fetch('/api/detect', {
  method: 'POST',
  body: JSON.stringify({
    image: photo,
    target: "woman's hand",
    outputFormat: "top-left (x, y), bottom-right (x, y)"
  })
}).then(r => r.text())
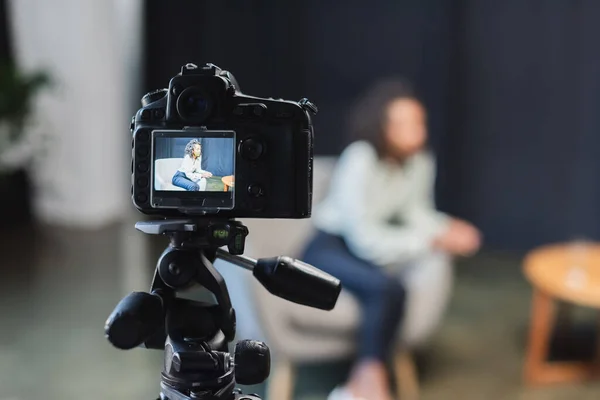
top-left (201, 172), bottom-right (213, 178)
top-left (433, 218), bottom-right (481, 256)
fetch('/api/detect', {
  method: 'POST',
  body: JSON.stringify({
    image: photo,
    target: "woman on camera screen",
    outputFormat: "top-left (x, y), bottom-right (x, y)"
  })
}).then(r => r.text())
top-left (301, 79), bottom-right (481, 400)
top-left (172, 139), bottom-right (213, 191)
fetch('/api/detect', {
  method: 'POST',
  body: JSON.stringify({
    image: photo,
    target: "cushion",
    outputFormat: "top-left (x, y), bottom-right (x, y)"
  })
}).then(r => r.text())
top-left (154, 158), bottom-right (186, 191)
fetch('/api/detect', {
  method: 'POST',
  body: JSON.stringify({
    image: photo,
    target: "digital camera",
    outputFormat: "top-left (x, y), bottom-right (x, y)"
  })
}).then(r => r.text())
top-left (131, 63), bottom-right (317, 219)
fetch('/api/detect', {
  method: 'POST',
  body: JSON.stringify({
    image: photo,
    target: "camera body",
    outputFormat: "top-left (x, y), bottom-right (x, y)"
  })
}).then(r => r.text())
top-left (131, 63), bottom-right (316, 219)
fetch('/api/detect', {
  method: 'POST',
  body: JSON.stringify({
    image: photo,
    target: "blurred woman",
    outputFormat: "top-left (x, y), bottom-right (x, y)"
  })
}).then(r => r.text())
top-left (301, 79), bottom-right (481, 400)
top-left (172, 139), bottom-right (213, 191)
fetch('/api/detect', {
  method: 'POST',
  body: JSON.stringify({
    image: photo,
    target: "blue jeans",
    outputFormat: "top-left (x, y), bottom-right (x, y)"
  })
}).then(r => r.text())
top-left (300, 230), bottom-right (406, 362)
top-left (172, 171), bottom-right (199, 191)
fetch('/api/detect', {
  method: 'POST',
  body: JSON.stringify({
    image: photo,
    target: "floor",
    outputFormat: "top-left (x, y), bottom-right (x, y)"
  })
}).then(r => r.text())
top-left (206, 176), bottom-right (229, 191)
top-left (1, 222), bottom-right (600, 399)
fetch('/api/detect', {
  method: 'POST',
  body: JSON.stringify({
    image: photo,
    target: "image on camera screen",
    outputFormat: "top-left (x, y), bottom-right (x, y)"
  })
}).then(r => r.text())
top-left (153, 135), bottom-right (235, 192)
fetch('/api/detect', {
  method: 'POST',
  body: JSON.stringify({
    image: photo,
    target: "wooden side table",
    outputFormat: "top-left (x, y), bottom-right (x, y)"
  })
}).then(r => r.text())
top-left (523, 243), bottom-right (600, 385)
top-left (222, 175), bottom-right (234, 192)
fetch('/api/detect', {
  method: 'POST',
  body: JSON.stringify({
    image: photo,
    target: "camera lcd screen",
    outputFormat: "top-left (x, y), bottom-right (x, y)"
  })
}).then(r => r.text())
top-left (150, 130), bottom-right (235, 211)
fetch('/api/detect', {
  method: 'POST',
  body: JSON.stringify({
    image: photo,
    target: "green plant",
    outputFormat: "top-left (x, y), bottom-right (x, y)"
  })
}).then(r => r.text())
top-left (0, 62), bottom-right (51, 154)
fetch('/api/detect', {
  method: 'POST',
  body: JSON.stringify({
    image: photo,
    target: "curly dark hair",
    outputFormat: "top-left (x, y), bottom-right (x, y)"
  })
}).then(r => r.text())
top-left (347, 78), bottom-right (423, 158)
top-left (184, 139), bottom-right (202, 157)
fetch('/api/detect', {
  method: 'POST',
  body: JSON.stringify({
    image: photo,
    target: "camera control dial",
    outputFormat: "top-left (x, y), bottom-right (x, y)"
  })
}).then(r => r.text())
top-left (141, 88), bottom-right (168, 107)
top-left (239, 138), bottom-right (265, 161)
top-left (298, 98), bottom-right (318, 114)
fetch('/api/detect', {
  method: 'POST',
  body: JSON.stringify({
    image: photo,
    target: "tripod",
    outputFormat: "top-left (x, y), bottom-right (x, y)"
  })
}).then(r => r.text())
top-left (105, 219), bottom-right (341, 400)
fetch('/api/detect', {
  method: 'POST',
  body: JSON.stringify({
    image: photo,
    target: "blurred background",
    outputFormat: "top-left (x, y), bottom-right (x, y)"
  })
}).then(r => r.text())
top-left (2, 1), bottom-right (600, 399)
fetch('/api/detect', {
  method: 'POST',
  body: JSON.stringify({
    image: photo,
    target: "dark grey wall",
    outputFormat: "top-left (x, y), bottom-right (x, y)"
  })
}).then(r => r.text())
top-left (155, 137), bottom-right (235, 176)
top-left (441, 0), bottom-right (600, 250)
top-left (144, 0), bottom-right (600, 251)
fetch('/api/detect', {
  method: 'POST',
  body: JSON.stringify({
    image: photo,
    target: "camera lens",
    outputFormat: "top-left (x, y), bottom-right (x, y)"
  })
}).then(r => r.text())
top-left (184, 94), bottom-right (208, 116)
top-left (176, 87), bottom-right (212, 122)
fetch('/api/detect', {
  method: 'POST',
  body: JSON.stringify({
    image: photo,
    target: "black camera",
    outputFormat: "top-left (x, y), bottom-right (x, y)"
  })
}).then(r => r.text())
top-left (131, 63), bottom-right (317, 219)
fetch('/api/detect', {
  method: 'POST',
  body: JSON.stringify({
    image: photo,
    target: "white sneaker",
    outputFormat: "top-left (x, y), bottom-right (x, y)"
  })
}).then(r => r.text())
top-left (327, 386), bottom-right (368, 400)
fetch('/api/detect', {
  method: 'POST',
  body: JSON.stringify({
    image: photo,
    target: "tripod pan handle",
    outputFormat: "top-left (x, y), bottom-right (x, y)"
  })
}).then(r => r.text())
top-left (253, 256), bottom-right (341, 310)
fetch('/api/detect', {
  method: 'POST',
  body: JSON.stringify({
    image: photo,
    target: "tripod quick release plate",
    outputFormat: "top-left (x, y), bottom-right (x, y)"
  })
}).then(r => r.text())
top-left (135, 219), bottom-right (249, 255)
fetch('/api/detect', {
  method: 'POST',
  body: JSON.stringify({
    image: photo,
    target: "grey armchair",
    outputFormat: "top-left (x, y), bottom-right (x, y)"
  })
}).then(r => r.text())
top-left (214, 157), bottom-right (453, 400)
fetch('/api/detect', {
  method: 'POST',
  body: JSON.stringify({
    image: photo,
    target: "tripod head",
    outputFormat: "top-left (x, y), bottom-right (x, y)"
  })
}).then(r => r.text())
top-left (104, 219), bottom-right (341, 400)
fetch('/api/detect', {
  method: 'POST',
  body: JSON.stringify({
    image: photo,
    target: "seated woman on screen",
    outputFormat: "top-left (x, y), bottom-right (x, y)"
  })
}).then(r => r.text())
top-left (301, 79), bottom-right (481, 400)
top-left (172, 139), bottom-right (213, 191)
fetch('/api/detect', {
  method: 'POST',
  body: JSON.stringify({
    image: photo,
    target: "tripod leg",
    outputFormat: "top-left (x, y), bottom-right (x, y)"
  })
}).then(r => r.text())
top-left (267, 357), bottom-right (296, 400)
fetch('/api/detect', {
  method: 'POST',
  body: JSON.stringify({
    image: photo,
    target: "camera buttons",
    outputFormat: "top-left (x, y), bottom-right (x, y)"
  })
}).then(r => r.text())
top-left (232, 103), bottom-right (267, 118)
top-left (136, 177), bottom-right (149, 188)
top-left (233, 106), bottom-right (244, 116)
top-left (275, 110), bottom-right (294, 119)
top-left (153, 108), bottom-right (165, 119)
top-left (247, 184), bottom-right (264, 197)
top-left (135, 193), bottom-right (148, 203)
top-left (239, 138), bottom-right (264, 161)
top-left (141, 109), bottom-right (151, 121)
top-left (137, 162), bottom-right (149, 173)
top-left (253, 104), bottom-right (266, 117)
top-left (137, 130), bottom-right (149, 142)
top-left (136, 145), bottom-right (149, 157)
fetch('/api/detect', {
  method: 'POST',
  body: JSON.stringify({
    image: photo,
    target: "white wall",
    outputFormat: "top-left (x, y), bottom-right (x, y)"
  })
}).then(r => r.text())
top-left (7, 0), bottom-right (143, 228)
